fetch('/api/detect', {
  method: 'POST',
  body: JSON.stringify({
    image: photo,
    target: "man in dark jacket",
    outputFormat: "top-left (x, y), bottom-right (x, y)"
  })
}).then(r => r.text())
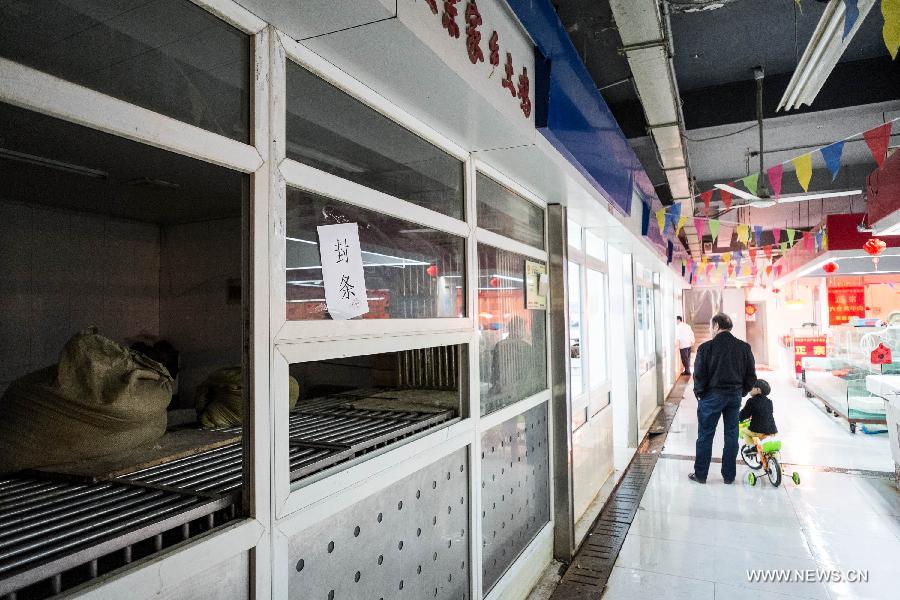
top-left (689, 313), bottom-right (757, 484)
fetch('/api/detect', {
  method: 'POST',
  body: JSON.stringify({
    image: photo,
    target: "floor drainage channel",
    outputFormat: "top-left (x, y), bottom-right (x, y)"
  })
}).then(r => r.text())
top-left (549, 382), bottom-right (686, 599)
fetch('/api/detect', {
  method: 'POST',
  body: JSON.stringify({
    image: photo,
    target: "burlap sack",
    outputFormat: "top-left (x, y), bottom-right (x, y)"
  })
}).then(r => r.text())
top-left (0, 328), bottom-right (173, 473)
top-left (196, 368), bottom-right (299, 428)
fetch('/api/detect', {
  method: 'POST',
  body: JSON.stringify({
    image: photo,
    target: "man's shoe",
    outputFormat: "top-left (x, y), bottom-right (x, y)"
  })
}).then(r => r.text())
top-left (723, 478), bottom-right (734, 485)
top-left (688, 473), bottom-right (706, 484)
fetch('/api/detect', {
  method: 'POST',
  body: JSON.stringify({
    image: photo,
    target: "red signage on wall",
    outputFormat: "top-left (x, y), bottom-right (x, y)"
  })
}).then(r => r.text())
top-left (827, 285), bottom-right (866, 325)
top-left (794, 336), bottom-right (827, 374)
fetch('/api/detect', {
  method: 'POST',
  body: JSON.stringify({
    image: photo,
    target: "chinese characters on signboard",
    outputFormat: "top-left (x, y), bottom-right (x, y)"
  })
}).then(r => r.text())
top-left (827, 285), bottom-right (866, 325)
top-left (421, 0), bottom-right (531, 118)
top-left (524, 260), bottom-right (548, 310)
top-left (794, 335), bottom-right (827, 374)
top-left (317, 223), bottom-right (369, 320)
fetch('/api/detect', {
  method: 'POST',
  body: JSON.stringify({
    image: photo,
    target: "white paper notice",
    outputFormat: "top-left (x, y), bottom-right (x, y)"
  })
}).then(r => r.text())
top-left (317, 223), bottom-right (369, 320)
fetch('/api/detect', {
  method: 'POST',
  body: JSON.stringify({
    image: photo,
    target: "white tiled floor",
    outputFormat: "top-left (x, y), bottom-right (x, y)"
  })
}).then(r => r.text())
top-left (601, 373), bottom-right (900, 600)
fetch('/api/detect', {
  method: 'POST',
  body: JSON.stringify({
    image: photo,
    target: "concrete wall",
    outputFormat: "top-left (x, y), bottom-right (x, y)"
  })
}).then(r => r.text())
top-left (0, 201), bottom-right (160, 390)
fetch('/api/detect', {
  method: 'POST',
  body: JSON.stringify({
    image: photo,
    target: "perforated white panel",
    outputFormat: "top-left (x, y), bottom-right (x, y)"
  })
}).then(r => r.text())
top-left (480, 402), bottom-right (550, 595)
top-left (288, 449), bottom-right (470, 600)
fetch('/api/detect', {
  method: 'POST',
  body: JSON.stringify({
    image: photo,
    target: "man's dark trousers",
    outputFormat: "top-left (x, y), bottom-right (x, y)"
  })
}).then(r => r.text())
top-left (679, 347), bottom-right (691, 374)
top-left (694, 391), bottom-right (742, 481)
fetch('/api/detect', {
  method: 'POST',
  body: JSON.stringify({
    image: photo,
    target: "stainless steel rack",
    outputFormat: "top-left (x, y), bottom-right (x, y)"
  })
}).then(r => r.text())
top-left (0, 476), bottom-right (232, 598)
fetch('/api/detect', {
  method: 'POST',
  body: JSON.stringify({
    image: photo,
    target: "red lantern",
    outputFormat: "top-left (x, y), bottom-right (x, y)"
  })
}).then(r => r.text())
top-left (426, 264), bottom-right (439, 278)
top-left (864, 237), bottom-right (887, 270)
top-left (822, 261), bottom-right (839, 274)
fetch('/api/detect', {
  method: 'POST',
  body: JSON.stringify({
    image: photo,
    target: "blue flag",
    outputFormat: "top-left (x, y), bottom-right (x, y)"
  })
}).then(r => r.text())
top-left (821, 141), bottom-right (845, 181)
top-left (753, 225), bottom-right (763, 246)
top-left (667, 240), bottom-right (674, 264)
top-left (843, 0), bottom-right (859, 38)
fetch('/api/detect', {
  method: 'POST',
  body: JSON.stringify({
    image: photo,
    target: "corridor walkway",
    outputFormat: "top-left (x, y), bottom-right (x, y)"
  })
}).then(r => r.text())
top-left (601, 372), bottom-right (900, 600)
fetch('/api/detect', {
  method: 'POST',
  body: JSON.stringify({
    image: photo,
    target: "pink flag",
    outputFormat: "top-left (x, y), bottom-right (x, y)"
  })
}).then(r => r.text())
top-left (804, 231), bottom-right (814, 251)
top-left (772, 228), bottom-right (782, 244)
top-left (694, 217), bottom-right (707, 239)
top-left (767, 164), bottom-right (783, 199)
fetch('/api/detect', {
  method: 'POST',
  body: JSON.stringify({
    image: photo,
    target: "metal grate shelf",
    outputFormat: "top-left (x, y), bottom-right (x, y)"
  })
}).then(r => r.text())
top-left (0, 476), bottom-right (232, 597)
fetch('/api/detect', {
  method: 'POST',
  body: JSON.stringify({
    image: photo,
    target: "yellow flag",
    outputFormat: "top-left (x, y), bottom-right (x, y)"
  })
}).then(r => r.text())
top-left (792, 154), bottom-right (813, 192)
top-left (885, 0), bottom-right (900, 59)
top-left (737, 224), bottom-right (750, 245)
top-left (656, 208), bottom-right (667, 234)
top-left (701, 255), bottom-right (708, 265)
top-left (677, 215), bottom-right (687, 235)
top-left (722, 252), bottom-right (732, 263)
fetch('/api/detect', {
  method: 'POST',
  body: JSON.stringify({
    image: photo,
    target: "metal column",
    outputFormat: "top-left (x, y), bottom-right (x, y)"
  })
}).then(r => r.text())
top-left (546, 203), bottom-right (574, 562)
top-left (622, 255), bottom-right (640, 449)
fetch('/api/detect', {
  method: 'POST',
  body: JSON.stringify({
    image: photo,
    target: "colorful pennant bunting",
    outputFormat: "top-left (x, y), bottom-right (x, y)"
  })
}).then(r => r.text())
top-left (764, 245), bottom-right (773, 260)
top-left (886, 0), bottom-right (900, 59)
top-left (708, 219), bottom-right (721, 243)
top-left (820, 141), bottom-right (845, 180)
top-left (737, 224), bottom-right (750, 245)
top-left (656, 208), bottom-right (667, 235)
top-left (677, 215), bottom-right (687, 235)
top-left (753, 225), bottom-right (763, 246)
top-left (767, 164), bottom-right (783, 199)
top-left (742, 173), bottom-right (760, 197)
top-left (700, 190), bottom-right (713, 216)
top-left (843, 0), bottom-right (860, 38)
top-left (694, 217), bottom-right (707, 240)
top-left (864, 122), bottom-right (893, 168)
top-left (749, 246), bottom-right (758, 262)
top-left (787, 229), bottom-right (797, 246)
top-left (780, 241), bottom-right (788, 254)
top-left (720, 187), bottom-right (733, 210)
top-left (792, 154), bottom-right (812, 192)
top-left (772, 228), bottom-right (782, 244)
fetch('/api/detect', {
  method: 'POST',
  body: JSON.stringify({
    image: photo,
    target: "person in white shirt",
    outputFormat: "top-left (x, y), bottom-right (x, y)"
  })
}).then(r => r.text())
top-left (675, 316), bottom-right (695, 376)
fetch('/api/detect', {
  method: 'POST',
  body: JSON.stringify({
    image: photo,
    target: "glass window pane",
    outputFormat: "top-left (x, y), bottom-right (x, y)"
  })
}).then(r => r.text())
top-left (0, 0), bottom-right (251, 143)
top-left (568, 262), bottom-right (584, 395)
top-left (476, 173), bottom-right (545, 249)
top-left (478, 246), bottom-right (547, 415)
top-left (286, 61), bottom-right (464, 220)
top-left (286, 187), bottom-right (466, 320)
top-left (567, 219), bottom-right (582, 250)
top-left (585, 231), bottom-right (606, 260)
top-left (587, 269), bottom-right (607, 385)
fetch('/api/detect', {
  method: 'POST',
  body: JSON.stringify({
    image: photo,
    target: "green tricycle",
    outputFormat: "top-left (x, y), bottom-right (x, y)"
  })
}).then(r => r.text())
top-left (739, 419), bottom-right (801, 487)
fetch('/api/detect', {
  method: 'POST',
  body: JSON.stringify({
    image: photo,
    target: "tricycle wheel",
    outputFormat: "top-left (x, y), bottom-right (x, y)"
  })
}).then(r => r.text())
top-left (747, 472), bottom-right (757, 486)
top-left (792, 472), bottom-right (801, 485)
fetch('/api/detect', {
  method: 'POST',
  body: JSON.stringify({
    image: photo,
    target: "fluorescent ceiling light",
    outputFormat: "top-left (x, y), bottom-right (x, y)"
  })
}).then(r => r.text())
top-left (0, 147), bottom-right (108, 179)
top-left (715, 183), bottom-right (758, 201)
top-left (778, 0), bottom-right (876, 111)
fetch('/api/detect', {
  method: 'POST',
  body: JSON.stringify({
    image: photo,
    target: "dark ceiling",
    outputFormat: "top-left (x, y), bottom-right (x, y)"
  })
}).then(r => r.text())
top-left (555, 0), bottom-right (899, 138)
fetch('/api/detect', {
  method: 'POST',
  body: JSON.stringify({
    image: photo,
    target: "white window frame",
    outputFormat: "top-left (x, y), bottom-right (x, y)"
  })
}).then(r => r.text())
top-left (270, 33), bottom-right (554, 600)
top-left (567, 226), bottom-right (611, 431)
top-left (0, 2), bottom-right (273, 596)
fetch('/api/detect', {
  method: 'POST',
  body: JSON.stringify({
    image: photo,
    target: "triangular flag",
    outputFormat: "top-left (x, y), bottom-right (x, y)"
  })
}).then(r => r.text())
top-left (804, 231), bottom-right (814, 251)
top-left (667, 202), bottom-right (682, 237)
top-left (749, 246), bottom-right (758, 262)
top-left (864, 122), bottom-right (893, 168)
top-left (727, 263), bottom-right (735, 277)
top-left (780, 241), bottom-right (788, 254)
top-left (822, 231), bottom-right (828, 251)
top-left (712, 255), bottom-right (721, 266)
top-left (742, 264), bottom-right (752, 277)
top-left (742, 173), bottom-right (760, 197)
top-left (787, 228), bottom-right (797, 246)
top-left (792, 154), bottom-right (812, 192)
top-left (815, 230), bottom-right (824, 252)
top-left (767, 164), bottom-right (783, 199)
top-left (700, 190), bottom-right (713, 216)
top-left (776, 265), bottom-right (783, 278)
top-left (694, 217), bottom-right (707, 240)
top-left (681, 258), bottom-right (686, 276)
top-left (772, 228), bottom-right (782, 244)
top-left (753, 225), bottom-right (763, 246)
top-left (720, 188), bottom-right (732, 210)
top-left (737, 224), bottom-right (750, 245)
top-left (709, 219), bottom-right (721, 243)
top-left (764, 245), bottom-right (773, 260)
top-left (735, 250), bottom-right (743, 271)
top-left (656, 208), bottom-right (667, 234)
top-left (885, 0), bottom-right (900, 59)
top-left (820, 141), bottom-right (845, 181)
top-left (677, 215), bottom-right (687, 235)
top-left (843, 0), bottom-right (860, 38)
top-left (667, 240), bottom-right (674, 264)
top-left (701, 255), bottom-right (708, 265)
top-left (766, 264), bottom-right (774, 276)
top-left (722, 252), bottom-right (732, 263)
